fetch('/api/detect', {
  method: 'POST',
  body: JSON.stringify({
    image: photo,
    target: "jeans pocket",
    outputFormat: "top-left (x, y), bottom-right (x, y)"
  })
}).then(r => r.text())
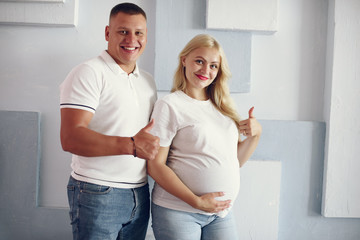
top-left (79, 182), bottom-right (113, 210)
top-left (80, 182), bottom-right (112, 194)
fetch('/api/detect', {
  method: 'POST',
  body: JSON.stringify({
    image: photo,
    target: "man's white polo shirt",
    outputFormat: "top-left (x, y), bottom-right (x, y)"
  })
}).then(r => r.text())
top-left (60, 50), bottom-right (157, 188)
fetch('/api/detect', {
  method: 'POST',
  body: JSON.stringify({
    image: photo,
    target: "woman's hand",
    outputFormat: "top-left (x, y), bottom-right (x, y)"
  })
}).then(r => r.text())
top-left (192, 192), bottom-right (231, 213)
top-left (237, 107), bottom-right (262, 167)
top-left (238, 107), bottom-right (262, 137)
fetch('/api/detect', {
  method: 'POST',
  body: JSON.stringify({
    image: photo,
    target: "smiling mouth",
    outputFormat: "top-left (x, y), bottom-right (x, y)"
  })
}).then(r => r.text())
top-left (196, 74), bottom-right (208, 81)
top-left (122, 46), bottom-right (138, 51)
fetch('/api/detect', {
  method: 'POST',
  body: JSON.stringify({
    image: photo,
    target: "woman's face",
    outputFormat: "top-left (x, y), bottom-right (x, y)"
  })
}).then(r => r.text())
top-left (182, 47), bottom-right (220, 92)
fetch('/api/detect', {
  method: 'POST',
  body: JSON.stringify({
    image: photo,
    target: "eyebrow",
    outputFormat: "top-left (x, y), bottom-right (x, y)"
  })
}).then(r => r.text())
top-left (115, 26), bottom-right (146, 31)
top-left (114, 26), bottom-right (146, 31)
top-left (195, 56), bottom-right (219, 63)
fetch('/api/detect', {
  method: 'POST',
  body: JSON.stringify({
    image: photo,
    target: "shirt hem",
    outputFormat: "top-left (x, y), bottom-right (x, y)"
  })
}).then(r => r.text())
top-left (71, 172), bottom-right (147, 189)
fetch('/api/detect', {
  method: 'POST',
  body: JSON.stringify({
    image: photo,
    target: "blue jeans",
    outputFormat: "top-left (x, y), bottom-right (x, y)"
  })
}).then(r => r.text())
top-left (151, 202), bottom-right (239, 240)
top-left (67, 176), bottom-right (150, 240)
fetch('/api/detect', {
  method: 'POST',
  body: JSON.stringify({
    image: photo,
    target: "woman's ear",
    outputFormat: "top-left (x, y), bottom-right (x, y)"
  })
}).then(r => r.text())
top-left (181, 56), bottom-right (186, 67)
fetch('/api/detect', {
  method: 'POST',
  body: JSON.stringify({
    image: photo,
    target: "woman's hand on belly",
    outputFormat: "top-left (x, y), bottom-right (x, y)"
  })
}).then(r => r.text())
top-left (193, 192), bottom-right (231, 213)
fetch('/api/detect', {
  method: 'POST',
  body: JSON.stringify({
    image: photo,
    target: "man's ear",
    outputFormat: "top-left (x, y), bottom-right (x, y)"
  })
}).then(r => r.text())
top-left (105, 26), bottom-right (110, 41)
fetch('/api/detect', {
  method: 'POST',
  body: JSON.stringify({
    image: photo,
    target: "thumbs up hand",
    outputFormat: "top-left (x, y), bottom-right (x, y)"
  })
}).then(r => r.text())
top-left (132, 119), bottom-right (160, 161)
top-left (248, 106), bottom-right (255, 119)
top-left (238, 107), bottom-right (262, 137)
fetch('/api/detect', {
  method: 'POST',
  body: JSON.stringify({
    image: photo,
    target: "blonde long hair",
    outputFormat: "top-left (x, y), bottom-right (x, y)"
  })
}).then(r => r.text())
top-left (171, 34), bottom-right (241, 127)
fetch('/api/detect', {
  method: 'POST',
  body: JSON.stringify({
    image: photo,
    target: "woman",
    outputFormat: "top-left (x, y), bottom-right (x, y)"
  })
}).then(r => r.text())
top-left (148, 34), bottom-right (262, 240)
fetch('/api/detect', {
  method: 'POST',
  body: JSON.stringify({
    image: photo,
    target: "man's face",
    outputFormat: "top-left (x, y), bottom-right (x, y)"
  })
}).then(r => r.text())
top-left (105, 12), bottom-right (147, 73)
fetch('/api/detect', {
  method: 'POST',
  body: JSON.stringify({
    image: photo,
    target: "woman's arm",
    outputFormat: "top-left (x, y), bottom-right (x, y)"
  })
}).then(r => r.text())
top-left (237, 107), bottom-right (262, 167)
top-left (147, 146), bottom-right (231, 213)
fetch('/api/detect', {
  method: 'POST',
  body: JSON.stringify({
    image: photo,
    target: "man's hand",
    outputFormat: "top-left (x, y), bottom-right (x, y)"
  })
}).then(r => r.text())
top-left (133, 119), bottom-right (160, 161)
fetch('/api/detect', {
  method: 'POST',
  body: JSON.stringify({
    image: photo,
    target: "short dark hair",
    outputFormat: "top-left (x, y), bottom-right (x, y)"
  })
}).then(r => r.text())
top-left (110, 2), bottom-right (147, 20)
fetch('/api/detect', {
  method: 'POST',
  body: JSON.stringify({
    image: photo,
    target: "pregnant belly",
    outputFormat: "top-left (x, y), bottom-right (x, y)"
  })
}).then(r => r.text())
top-left (174, 166), bottom-right (240, 202)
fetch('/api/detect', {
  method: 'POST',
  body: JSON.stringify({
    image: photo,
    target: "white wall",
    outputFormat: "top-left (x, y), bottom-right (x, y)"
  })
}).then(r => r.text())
top-left (322, 0), bottom-right (360, 218)
top-left (234, 0), bottom-right (328, 121)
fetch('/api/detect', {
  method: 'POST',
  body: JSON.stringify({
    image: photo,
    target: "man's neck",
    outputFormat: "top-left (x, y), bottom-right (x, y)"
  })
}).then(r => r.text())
top-left (119, 64), bottom-right (136, 75)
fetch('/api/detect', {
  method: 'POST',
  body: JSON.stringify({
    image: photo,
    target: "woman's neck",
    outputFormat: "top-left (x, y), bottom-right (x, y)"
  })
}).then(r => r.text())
top-left (183, 88), bottom-right (208, 101)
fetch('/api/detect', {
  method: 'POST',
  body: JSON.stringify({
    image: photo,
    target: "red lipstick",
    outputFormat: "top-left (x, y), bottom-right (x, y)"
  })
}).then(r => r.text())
top-left (196, 74), bottom-right (208, 81)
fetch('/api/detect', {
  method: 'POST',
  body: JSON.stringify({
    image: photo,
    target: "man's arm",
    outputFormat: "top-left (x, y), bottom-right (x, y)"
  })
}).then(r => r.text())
top-left (60, 108), bottom-right (159, 160)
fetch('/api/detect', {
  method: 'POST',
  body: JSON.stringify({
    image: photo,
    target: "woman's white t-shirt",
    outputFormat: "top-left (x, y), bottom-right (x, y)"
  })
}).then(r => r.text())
top-left (150, 90), bottom-right (240, 217)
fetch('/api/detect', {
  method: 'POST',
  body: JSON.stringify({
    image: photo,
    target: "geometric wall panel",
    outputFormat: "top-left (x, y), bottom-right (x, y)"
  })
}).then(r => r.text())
top-left (322, 0), bottom-right (360, 218)
top-left (0, 111), bottom-right (71, 239)
top-left (0, 0), bottom-right (78, 27)
top-left (234, 161), bottom-right (281, 240)
top-left (207, 0), bottom-right (278, 32)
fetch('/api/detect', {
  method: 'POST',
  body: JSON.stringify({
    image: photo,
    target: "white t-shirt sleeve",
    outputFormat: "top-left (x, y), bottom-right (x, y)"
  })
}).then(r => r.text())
top-left (60, 63), bottom-right (101, 113)
top-left (150, 99), bottom-right (178, 147)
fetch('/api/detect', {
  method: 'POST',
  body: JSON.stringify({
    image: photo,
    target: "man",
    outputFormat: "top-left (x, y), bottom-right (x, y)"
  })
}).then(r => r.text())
top-left (60, 3), bottom-right (159, 240)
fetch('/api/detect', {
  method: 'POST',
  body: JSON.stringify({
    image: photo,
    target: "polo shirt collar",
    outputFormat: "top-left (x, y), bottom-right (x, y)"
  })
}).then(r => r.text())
top-left (101, 50), bottom-right (140, 77)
